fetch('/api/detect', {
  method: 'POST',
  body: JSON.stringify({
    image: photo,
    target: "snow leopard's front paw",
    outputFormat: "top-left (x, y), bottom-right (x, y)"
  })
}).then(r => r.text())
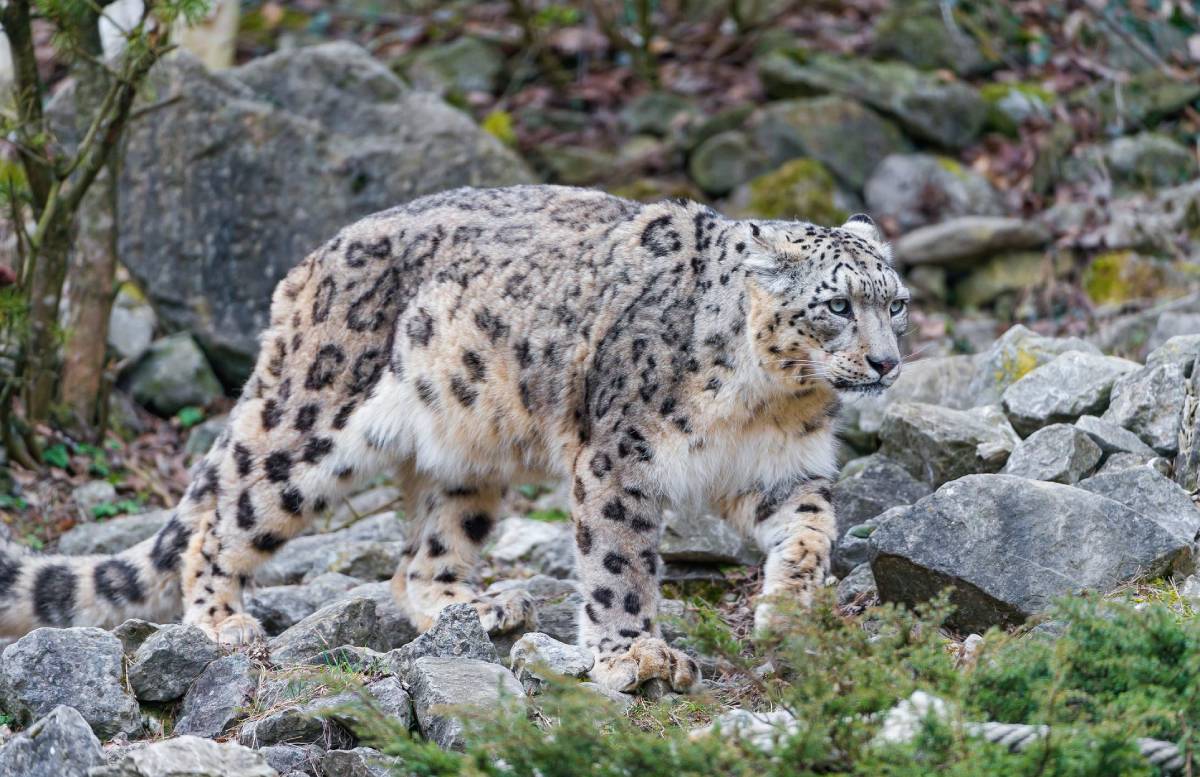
top-left (475, 589), bottom-right (537, 634)
top-left (194, 612), bottom-right (265, 647)
top-left (590, 637), bottom-right (701, 694)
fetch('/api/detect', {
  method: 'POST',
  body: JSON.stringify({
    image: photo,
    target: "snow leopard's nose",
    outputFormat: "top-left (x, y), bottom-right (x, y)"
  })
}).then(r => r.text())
top-left (866, 355), bottom-right (899, 379)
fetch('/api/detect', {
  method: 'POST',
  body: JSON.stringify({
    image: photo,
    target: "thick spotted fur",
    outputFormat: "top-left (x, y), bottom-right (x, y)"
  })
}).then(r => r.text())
top-left (0, 186), bottom-right (908, 693)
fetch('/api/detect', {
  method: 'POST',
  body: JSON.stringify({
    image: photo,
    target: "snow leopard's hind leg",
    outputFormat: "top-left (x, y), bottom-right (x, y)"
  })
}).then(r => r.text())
top-left (390, 466), bottom-right (534, 634)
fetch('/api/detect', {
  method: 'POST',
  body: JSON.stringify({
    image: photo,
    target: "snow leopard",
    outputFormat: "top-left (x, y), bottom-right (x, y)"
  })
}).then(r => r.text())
top-left (0, 185), bottom-right (908, 693)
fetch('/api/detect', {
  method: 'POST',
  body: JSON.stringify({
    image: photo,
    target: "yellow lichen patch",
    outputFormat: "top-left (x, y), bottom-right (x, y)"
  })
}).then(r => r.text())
top-left (993, 346), bottom-right (1039, 386)
top-left (740, 158), bottom-right (846, 225)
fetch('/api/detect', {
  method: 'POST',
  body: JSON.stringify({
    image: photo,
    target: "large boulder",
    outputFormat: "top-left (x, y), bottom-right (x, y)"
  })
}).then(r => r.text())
top-left (878, 402), bottom-right (1020, 487)
top-left (104, 43), bottom-right (532, 385)
top-left (1077, 467), bottom-right (1200, 548)
top-left (118, 334), bottom-right (224, 417)
top-left (1001, 351), bottom-right (1139, 435)
top-left (0, 628), bottom-right (140, 738)
top-left (967, 325), bottom-right (1100, 407)
top-left (894, 216), bottom-right (1050, 268)
top-left (174, 653), bottom-right (261, 738)
top-left (751, 96), bottom-right (909, 190)
top-left (0, 706), bottom-right (103, 777)
top-left (831, 455), bottom-right (931, 536)
top-left (871, 475), bottom-right (1191, 632)
top-left (864, 153), bottom-right (1003, 232)
top-left (88, 737), bottom-right (276, 777)
top-left (1102, 362), bottom-right (1189, 456)
top-left (758, 51), bottom-right (987, 149)
top-left (1000, 424), bottom-right (1102, 484)
top-left (127, 624), bottom-right (222, 702)
top-left (57, 509), bottom-right (170, 555)
top-left (406, 656), bottom-right (524, 751)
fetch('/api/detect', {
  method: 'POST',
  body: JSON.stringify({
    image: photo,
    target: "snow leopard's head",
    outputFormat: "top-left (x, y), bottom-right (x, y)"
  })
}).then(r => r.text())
top-left (743, 214), bottom-right (909, 394)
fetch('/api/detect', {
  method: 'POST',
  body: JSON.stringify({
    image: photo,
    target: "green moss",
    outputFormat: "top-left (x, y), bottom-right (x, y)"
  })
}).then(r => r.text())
top-left (742, 158), bottom-right (847, 225)
top-left (1082, 250), bottom-right (1166, 305)
top-left (979, 82), bottom-right (1054, 136)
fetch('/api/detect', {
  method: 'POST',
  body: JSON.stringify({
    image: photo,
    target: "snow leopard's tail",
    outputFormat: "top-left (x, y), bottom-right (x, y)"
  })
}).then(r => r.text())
top-left (0, 448), bottom-right (225, 637)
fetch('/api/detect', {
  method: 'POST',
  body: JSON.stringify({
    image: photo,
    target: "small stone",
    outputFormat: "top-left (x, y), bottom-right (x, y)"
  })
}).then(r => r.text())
top-left (688, 131), bottom-right (767, 195)
top-left (0, 706), bottom-right (103, 777)
top-left (88, 736), bottom-right (275, 777)
top-left (269, 597), bottom-right (383, 666)
top-left (1001, 424), bottom-right (1103, 484)
top-left (57, 510), bottom-right (170, 555)
top-left (237, 702), bottom-right (353, 750)
top-left (118, 333), bottom-right (224, 418)
top-left (0, 628), bottom-right (140, 738)
top-left (836, 564), bottom-right (877, 607)
top-left (831, 455), bottom-right (931, 537)
top-left (661, 509), bottom-right (759, 564)
top-left (71, 480), bottom-right (117, 516)
top-left (331, 582), bottom-right (420, 651)
top-left (1074, 414), bottom-right (1159, 458)
top-left (1001, 352), bottom-right (1139, 436)
top-left (184, 415), bottom-right (229, 457)
top-left (1103, 362), bottom-right (1189, 455)
top-left (509, 632), bottom-right (594, 694)
top-left (320, 747), bottom-right (401, 777)
top-left (110, 619), bottom-right (162, 655)
top-left (257, 743), bottom-right (322, 776)
top-left (1146, 333), bottom-right (1200, 373)
top-left (407, 656), bottom-right (525, 751)
top-left (879, 402), bottom-right (1020, 487)
top-left (174, 654), bottom-right (260, 738)
top-left (128, 624), bottom-right (222, 702)
top-left (107, 286), bottom-right (157, 363)
top-left (1095, 452), bottom-right (1157, 474)
top-left (486, 516), bottom-right (574, 578)
top-left (1078, 467), bottom-right (1200, 547)
top-left (383, 604), bottom-right (497, 679)
top-left (246, 573), bottom-right (364, 635)
top-left (894, 216), bottom-right (1051, 268)
top-left (309, 676), bottom-right (414, 737)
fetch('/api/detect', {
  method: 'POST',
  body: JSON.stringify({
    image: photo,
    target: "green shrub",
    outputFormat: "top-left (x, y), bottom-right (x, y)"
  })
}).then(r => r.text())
top-left (350, 591), bottom-right (1197, 776)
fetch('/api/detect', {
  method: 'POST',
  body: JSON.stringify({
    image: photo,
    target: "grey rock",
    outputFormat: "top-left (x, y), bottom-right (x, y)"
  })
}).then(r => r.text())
top-left (1103, 362), bottom-right (1189, 455)
top-left (967, 325), bottom-right (1100, 407)
top-left (105, 44), bottom-right (530, 385)
top-left (1078, 467), bottom-right (1200, 547)
top-left (1001, 352), bottom-right (1139, 435)
top-left (111, 619), bottom-right (162, 654)
top-left (661, 509), bottom-right (758, 564)
top-left (831, 455), bottom-right (931, 537)
top-left (1001, 424), bottom-right (1103, 484)
top-left (384, 604), bottom-right (497, 679)
top-left (128, 624), bottom-right (222, 701)
top-left (1075, 415), bottom-right (1159, 458)
top-left (621, 92), bottom-right (698, 136)
top-left (578, 682), bottom-right (636, 713)
top-left (894, 216), bottom-right (1050, 268)
top-left (107, 286), bottom-right (157, 363)
top-left (270, 598), bottom-right (383, 666)
top-left (174, 653), bottom-right (260, 738)
top-left (751, 96), bottom-right (909, 190)
top-left (407, 656), bottom-right (525, 750)
top-left (688, 131), bottom-right (767, 195)
top-left (657, 598), bottom-right (690, 647)
top-left (246, 573), bottom-right (364, 635)
top-left (879, 402), bottom-right (1020, 486)
top-left (314, 645), bottom-right (385, 673)
top-left (184, 415), bottom-right (230, 457)
top-left (320, 486), bottom-right (402, 533)
top-left (836, 563), bottom-right (877, 607)
top-left (57, 509), bottom-right (169, 555)
top-left (1095, 452), bottom-right (1158, 474)
top-left (71, 480), bottom-right (117, 516)
top-left (486, 516), bottom-right (575, 578)
top-left (89, 736), bottom-right (276, 777)
top-left (0, 628), bottom-right (140, 738)
top-left (320, 747), bottom-right (401, 777)
top-left (119, 333), bottom-right (223, 417)
top-left (1146, 333), bottom-right (1200, 373)
top-left (864, 153), bottom-right (1003, 232)
top-left (331, 582), bottom-right (420, 651)
top-left (758, 51), bottom-right (986, 149)
top-left (0, 706), bottom-right (103, 777)
top-left (258, 743), bottom-right (322, 776)
top-left (308, 676), bottom-right (414, 737)
top-left (846, 354), bottom-right (977, 444)
top-left (406, 37), bottom-right (503, 96)
top-left (1103, 132), bottom-right (1199, 191)
top-left (509, 632), bottom-right (594, 694)
top-left (237, 692), bottom-right (355, 750)
top-left (833, 515), bottom-right (892, 578)
top-left (255, 531), bottom-right (403, 587)
top-left (871, 474), bottom-right (1190, 632)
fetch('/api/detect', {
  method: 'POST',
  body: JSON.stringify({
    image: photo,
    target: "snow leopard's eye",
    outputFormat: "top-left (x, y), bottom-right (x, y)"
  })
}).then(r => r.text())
top-left (827, 298), bottom-right (852, 317)
top-left (889, 299), bottom-right (907, 316)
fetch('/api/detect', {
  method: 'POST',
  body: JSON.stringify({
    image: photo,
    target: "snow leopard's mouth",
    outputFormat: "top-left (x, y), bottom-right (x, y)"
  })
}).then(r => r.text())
top-left (835, 380), bottom-right (888, 395)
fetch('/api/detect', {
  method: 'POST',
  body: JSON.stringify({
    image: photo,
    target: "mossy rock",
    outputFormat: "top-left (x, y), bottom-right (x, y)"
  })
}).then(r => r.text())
top-left (1103, 132), bottom-right (1199, 191)
top-left (536, 146), bottom-right (617, 186)
top-left (1082, 251), bottom-right (1170, 305)
top-left (688, 131), bottom-right (767, 196)
top-left (734, 159), bottom-right (847, 225)
top-left (406, 37), bottom-right (504, 97)
top-left (952, 251), bottom-right (1047, 309)
top-left (620, 92), bottom-right (698, 137)
top-left (1070, 70), bottom-right (1200, 133)
top-left (608, 178), bottom-right (704, 204)
top-left (980, 82), bottom-right (1054, 136)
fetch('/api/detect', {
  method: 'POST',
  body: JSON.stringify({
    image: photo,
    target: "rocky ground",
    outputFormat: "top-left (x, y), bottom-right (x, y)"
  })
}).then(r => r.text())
top-left (2, 324), bottom-right (1198, 775)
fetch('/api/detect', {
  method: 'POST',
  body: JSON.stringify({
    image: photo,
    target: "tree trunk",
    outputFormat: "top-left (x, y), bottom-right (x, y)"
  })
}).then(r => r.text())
top-left (22, 219), bottom-right (72, 421)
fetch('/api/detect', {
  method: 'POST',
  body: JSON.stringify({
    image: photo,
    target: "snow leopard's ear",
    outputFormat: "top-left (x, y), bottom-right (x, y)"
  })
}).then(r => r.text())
top-left (841, 213), bottom-right (881, 244)
top-left (742, 222), bottom-right (781, 275)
